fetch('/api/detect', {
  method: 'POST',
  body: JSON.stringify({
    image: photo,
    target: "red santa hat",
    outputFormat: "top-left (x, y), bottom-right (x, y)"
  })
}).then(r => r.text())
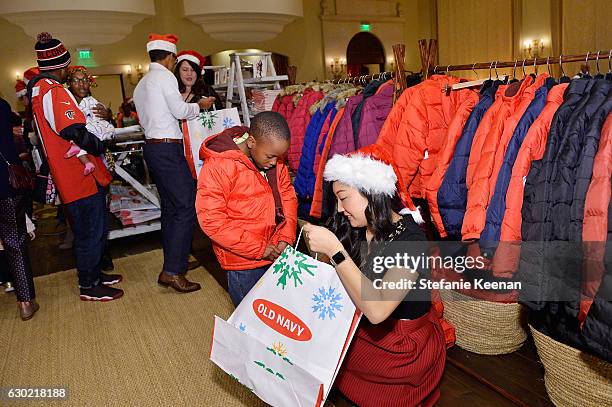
top-left (176, 50), bottom-right (205, 71)
top-left (324, 145), bottom-right (424, 224)
top-left (15, 80), bottom-right (27, 98)
top-left (146, 33), bottom-right (178, 54)
top-left (23, 67), bottom-right (40, 85)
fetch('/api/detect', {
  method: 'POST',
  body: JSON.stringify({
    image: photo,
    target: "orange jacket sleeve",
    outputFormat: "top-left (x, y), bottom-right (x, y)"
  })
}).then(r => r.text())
top-left (196, 159), bottom-right (268, 260)
top-left (392, 89), bottom-right (429, 194)
top-left (116, 112), bottom-right (124, 128)
top-left (271, 164), bottom-right (298, 246)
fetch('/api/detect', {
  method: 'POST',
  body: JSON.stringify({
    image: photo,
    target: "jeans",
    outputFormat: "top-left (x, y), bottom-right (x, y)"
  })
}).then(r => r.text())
top-left (143, 143), bottom-right (195, 275)
top-left (65, 185), bottom-right (108, 288)
top-left (226, 267), bottom-right (268, 306)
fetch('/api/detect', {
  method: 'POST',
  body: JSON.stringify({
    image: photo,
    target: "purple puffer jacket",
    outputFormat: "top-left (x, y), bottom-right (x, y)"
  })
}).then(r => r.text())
top-left (356, 83), bottom-right (394, 148)
top-left (328, 94), bottom-right (363, 157)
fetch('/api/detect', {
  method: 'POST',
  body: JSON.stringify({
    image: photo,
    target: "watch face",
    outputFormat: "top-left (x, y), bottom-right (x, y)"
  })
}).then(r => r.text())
top-left (332, 251), bottom-right (346, 266)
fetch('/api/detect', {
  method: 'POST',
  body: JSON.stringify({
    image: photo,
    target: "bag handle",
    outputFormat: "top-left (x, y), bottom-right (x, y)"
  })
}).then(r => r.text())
top-left (293, 226), bottom-right (318, 261)
top-left (0, 150), bottom-right (11, 166)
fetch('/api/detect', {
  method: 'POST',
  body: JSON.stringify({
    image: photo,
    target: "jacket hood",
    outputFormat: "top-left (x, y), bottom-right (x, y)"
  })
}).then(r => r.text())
top-left (199, 125), bottom-right (249, 162)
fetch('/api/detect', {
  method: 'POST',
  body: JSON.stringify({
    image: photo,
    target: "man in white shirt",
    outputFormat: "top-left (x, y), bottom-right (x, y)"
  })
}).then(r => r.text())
top-left (134, 33), bottom-right (213, 293)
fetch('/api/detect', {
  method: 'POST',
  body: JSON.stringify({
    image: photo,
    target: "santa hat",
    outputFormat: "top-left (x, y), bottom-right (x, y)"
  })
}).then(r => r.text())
top-left (146, 33), bottom-right (178, 54)
top-left (35, 32), bottom-right (71, 71)
top-left (15, 80), bottom-right (27, 98)
top-left (324, 145), bottom-right (424, 224)
top-left (23, 67), bottom-right (40, 85)
top-left (177, 50), bottom-right (205, 71)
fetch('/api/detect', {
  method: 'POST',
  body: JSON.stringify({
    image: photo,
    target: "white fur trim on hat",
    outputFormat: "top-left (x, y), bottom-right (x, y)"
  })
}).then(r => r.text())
top-left (146, 40), bottom-right (177, 54)
top-left (324, 153), bottom-right (397, 196)
top-left (177, 54), bottom-right (200, 67)
top-left (16, 89), bottom-right (27, 98)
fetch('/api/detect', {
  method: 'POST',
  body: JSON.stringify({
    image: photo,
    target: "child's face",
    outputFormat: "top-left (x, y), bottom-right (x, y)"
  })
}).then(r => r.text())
top-left (69, 71), bottom-right (91, 99)
top-left (247, 134), bottom-right (289, 171)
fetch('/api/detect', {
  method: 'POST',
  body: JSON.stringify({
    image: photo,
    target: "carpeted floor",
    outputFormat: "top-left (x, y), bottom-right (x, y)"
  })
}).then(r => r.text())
top-left (0, 249), bottom-right (265, 407)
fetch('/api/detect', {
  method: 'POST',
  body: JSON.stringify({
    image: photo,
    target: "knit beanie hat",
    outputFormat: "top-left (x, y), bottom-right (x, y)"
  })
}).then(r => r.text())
top-left (35, 32), bottom-right (71, 71)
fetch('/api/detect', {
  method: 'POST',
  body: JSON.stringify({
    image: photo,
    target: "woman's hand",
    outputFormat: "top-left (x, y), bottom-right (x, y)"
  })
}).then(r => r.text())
top-left (197, 96), bottom-right (216, 110)
top-left (303, 223), bottom-right (344, 258)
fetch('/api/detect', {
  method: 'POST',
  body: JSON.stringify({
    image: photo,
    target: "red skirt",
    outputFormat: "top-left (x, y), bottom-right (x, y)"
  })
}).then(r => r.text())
top-left (336, 309), bottom-right (446, 407)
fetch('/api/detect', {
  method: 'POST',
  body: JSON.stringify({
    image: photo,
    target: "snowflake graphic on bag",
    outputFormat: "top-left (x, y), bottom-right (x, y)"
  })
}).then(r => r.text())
top-left (272, 246), bottom-right (317, 289)
top-left (312, 287), bottom-right (343, 320)
top-left (198, 111), bottom-right (218, 130)
top-left (222, 116), bottom-right (236, 129)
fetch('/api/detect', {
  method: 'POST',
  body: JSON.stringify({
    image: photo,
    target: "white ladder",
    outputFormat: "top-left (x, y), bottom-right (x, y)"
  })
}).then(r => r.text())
top-left (226, 52), bottom-right (288, 126)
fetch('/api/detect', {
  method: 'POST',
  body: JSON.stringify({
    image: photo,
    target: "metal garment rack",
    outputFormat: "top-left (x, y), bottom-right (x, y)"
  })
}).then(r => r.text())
top-left (430, 51), bottom-right (612, 75)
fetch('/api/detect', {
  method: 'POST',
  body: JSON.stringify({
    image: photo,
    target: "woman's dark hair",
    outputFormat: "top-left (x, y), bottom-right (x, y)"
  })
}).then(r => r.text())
top-left (325, 185), bottom-right (405, 270)
top-left (174, 59), bottom-right (206, 98)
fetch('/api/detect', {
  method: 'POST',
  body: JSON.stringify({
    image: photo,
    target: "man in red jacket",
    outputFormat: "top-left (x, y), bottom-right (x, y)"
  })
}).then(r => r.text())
top-left (29, 32), bottom-right (122, 301)
top-left (197, 112), bottom-right (298, 306)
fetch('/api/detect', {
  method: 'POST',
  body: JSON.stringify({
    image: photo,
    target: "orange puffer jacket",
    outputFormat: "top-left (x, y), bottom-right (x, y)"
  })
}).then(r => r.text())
top-left (579, 113), bottom-right (612, 322)
top-left (381, 75), bottom-right (477, 199)
top-left (376, 86), bottom-right (416, 155)
top-left (462, 76), bottom-right (537, 240)
top-left (425, 92), bottom-right (480, 237)
top-left (196, 126), bottom-right (298, 270)
top-left (491, 83), bottom-right (568, 278)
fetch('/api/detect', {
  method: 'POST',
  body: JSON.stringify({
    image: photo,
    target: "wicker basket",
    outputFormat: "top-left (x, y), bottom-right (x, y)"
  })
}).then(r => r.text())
top-left (440, 289), bottom-right (527, 354)
top-left (530, 325), bottom-right (612, 407)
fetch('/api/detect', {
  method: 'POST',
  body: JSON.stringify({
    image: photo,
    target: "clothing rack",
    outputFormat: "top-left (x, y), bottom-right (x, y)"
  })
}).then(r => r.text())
top-left (429, 51), bottom-right (612, 74)
top-left (329, 71), bottom-right (395, 85)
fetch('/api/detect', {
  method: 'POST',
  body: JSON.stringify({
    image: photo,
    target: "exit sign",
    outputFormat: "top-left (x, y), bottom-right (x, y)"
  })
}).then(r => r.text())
top-left (360, 23), bottom-right (371, 31)
top-left (78, 48), bottom-right (92, 59)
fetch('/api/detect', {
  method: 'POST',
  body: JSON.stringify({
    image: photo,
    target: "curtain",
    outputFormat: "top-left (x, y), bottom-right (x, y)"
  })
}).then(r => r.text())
top-left (561, 0), bottom-right (612, 76)
top-left (437, 0), bottom-right (514, 78)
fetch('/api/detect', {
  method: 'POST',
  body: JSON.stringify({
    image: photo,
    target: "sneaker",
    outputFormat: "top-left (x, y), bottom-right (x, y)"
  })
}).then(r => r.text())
top-left (100, 272), bottom-right (122, 286)
top-left (5, 282), bottom-right (14, 293)
top-left (80, 284), bottom-right (124, 302)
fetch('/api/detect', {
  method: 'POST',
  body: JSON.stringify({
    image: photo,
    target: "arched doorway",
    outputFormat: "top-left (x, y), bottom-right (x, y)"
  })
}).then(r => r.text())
top-left (346, 32), bottom-right (385, 77)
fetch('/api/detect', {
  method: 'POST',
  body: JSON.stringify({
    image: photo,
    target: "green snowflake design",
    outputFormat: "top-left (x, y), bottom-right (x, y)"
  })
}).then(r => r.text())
top-left (253, 361), bottom-right (286, 381)
top-left (198, 111), bottom-right (218, 130)
top-left (272, 247), bottom-right (317, 289)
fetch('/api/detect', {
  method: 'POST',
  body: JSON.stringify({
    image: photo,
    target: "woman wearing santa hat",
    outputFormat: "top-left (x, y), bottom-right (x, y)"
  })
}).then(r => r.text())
top-left (175, 50), bottom-right (222, 109)
top-left (303, 145), bottom-right (446, 407)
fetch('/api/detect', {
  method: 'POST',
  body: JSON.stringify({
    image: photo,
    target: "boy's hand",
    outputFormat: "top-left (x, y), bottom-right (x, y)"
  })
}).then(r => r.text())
top-left (276, 241), bottom-right (289, 253)
top-left (263, 244), bottom-right (281, 261)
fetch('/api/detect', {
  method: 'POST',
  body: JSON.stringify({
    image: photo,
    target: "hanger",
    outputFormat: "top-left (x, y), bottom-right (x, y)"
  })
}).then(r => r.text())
top-left (533, 57), bottom-right (538, 75)
top-left (546, 57), bottom-right (551, 75)
top-left (452, 60), bottom-right (488, 91)
top-left (584, 52), bottom-right (591, 76)
top-left (522, 59), bottom-right (527, 78)
top-left (446, 65), bottom-right (451, 76)
top-left (608, 50), bottom-right (612, 73)
top-left (512, 60), bottom-right (518, 80)
top-left (494, 61), bottom-right (500, 80)
top-left (594, 50), bottom-right (604, 78)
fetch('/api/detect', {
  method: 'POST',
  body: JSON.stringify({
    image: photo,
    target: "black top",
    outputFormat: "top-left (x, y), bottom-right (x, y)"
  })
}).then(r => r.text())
top-left (0, 98), bottom-right (19, 199)
top-left (361, 216), bottom-right (432, 320)
top-left (185, 84), bottom-right (223, 110)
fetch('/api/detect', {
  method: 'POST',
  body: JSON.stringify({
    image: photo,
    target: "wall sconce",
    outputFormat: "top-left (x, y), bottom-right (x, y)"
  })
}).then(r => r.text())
top-left (16, 71), bottom-right (21, 80)
top-left (126, 64), bottom-right (144, 85)
top-left (329, 57), bottom-right (346, 80)
top-left (523, 39), bottom-right (546, 59)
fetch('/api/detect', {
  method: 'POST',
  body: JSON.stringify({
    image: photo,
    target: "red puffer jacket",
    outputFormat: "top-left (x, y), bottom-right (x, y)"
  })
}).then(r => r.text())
top-left (425, 92), bottom-right (480, 236)
top-left (491, 83), bottom-right (568, 277)
top-left (462, 75), bottom-right (542, 240)
top-left (196, 126), bottom-right (298, 270)
top-left (272, 94), bottom-right (296, 122)
top-left (383, 75), bottom-right (477, 199)
top-left (287, 89), bottom-right (324, 171)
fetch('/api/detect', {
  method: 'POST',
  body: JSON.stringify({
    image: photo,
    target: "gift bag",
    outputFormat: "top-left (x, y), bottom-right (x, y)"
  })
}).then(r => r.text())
top-left (182, 107), bottom-right (241, 177)
top-left (210, 230), bottom-right (361, 407)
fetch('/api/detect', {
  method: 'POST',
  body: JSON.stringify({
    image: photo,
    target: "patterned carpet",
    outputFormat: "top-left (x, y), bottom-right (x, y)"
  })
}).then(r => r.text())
top-left (0, 249), bottom-right (265, 406)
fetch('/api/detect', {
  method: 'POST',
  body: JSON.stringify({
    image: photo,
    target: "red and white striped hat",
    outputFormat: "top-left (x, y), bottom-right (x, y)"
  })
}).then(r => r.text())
top-left (146, 33), bottom-right (178, 54)
top-left (177, 50), bottom-right (205, 71)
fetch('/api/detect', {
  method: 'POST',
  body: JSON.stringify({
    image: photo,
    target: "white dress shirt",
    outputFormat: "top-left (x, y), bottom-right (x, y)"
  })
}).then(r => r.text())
top-left (133, 62), bottom-right (200, 140)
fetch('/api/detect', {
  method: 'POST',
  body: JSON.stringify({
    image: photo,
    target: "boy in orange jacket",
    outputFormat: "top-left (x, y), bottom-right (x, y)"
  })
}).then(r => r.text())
top-left (196, 112), bottom-right (298, 306)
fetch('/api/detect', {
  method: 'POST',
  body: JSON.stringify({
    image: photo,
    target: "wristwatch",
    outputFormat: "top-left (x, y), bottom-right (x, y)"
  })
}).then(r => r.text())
top-left (329, 250), bottom-right (348, 267)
